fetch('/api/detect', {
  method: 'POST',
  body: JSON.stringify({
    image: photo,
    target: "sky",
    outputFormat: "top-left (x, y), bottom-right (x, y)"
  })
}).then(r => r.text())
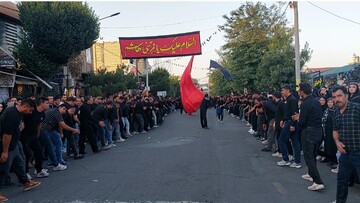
top-left (87, 0), bottom-right (360, 83)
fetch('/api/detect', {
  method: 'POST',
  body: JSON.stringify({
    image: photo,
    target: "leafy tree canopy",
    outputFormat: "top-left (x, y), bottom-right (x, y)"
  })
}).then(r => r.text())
top-left (14, 2), bottom-right (100, 78)
top-left (210, 2), bottom-right (312, 95)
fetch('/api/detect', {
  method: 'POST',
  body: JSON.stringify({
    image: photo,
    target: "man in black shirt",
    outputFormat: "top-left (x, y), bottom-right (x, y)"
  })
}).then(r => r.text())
top-left (0, 99), bottom-right (41, 201)
top-left (200, 93), bottom-right (210, 129)
top-left (293, 83), bottom-right (325, 191)
top-left (78, 96), bottom-right (100, 154)
top-left (277, 84), bottom-right (301, 168)
top-left (21, 97), bottom-right (50, 178)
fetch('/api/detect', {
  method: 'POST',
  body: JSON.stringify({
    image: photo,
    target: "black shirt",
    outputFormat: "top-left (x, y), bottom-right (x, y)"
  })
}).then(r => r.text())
top-left (21, 108), bottom-right (45, 142)
top-left (200, 97), bottom-right (210, 111)
top-left (283, 94), bottom-right (298, 126)
top-left (298, 95), bottom-right (323, 129)
top-left (275, 100), bottom-right (285, 130)
top-left (92, 105), bottom-right (108, 122)
top-left (0, 106), bottom-right (23, 151)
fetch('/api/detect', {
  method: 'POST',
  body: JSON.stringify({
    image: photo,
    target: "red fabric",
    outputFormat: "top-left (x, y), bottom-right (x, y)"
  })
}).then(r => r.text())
top-left (180, 56), bottom-right (204, 114)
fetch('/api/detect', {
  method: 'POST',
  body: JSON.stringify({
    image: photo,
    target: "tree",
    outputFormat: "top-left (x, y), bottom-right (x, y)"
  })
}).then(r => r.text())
top-left (148, 68), bottom-right (171, 96)
top-left (169, 75), bottom-right (180, 97)
top-left (211, 2), bottom-right (312, 93)
top-left (14, 2), bottom-right (100, 78)
top-left (84, 68), bottom-right (137, 96)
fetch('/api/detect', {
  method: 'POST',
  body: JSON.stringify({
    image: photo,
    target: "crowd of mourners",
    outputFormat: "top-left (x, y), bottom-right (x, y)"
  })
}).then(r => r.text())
top-left (0, 81), bottom-right (359, 203)
top-left (0, 93), bottom-right (178, 202)
top-left (210, 81), bottom-right (360, 203)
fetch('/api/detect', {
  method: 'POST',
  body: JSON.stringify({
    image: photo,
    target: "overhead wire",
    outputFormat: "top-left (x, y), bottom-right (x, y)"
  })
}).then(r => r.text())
top-left (307, 1), bottom-right (360, 26)
top-left (101, 15), bottom-right (221, 29)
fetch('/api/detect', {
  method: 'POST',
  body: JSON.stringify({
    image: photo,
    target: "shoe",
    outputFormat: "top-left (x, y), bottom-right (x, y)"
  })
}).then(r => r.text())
top-left (272, 152), bottom-right (280, 157)
top-left (302, 173), bottom-right (313, 182)
top-left (133, 132), bottom-right (139, 135)
top-left (261, 140), bottom-right (268, 145)
top-left (109, 143), bottom-right (117, 147)
top-left (101, 145), bottom-right (111, 151)
top-left (289, 155), bottom-right (295, 161)
top-left (140, 131), bottom-right (147, 134)
top-left (331, 167), bottom-right (339, 174)
top-left (277, 160), bottom-right (291, 167)
top-left (261, 148), bottom-right (271, 152)
top-left (26, 173), bottom-right (33, 180)
top-left (307, 182), bottom-right (325, 191)
top-left (290, 162), bottom-right (302, 169)
top-left (316, 155), bottom-right (322, 160)
top-left (116, 139), bottom-right (125, 143)
top-left (331, 201), bottom-right (336, 203)
top-left (53, 164), bottom-right (67, 171)
top-left (248, 129), bottom-right (254, 133)
top-left (23, 180), bottom-right (41, 191)
top-left (34, 169), bottom-right (49, 175)
top-left (153, 125), bottom-right (159, 128)
top-left (36, 170), bottom-right (50, 178)
top-left (126, 133), bottom-right (133, 137)
top-left (260, 138), bottom-right (266, 141)
top-left (0, 194), bottom-right (8, 202)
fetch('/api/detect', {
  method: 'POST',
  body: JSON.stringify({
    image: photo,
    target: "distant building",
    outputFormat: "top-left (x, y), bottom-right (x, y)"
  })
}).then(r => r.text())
top-left (92, 41), bottom-right (130, 72)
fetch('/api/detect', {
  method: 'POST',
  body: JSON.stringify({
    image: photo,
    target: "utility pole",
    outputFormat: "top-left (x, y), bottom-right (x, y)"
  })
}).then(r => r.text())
top-left (293, 1), bottom-right (301, 90)
top-left (145, 58), bottom-right (149, 96)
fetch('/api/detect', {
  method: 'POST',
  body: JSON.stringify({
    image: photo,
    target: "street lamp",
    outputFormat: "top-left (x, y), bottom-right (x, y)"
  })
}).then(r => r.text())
top-left (99, 12), bottom-right (120, 21)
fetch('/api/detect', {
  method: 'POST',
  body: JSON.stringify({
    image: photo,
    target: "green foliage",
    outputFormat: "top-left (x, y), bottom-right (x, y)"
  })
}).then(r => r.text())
top-left (210, 2), bottom-right (312, 94)
top-left (90, 86), bottom-right (102, 97)
top-left (85, 68), bottom-right (136, 96)
top-left (14, 2), bottom-right (100, 78)
top-left (169, 75), bottom-right (180, 97)
top-left (148, 68), bottom-right (171, 96)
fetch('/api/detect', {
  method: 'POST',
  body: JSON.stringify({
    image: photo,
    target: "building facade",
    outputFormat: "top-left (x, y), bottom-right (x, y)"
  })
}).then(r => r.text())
top-left (92, 41), bottom-right (130, 72)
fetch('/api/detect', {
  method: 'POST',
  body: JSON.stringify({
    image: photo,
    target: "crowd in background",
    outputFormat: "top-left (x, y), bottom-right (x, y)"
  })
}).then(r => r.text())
top-left (0, 92), bottom-right (179, 202)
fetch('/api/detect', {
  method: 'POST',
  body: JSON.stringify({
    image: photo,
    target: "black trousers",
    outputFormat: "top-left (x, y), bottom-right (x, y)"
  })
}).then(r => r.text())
top-left (21, 137), bottom-right (43, 174)
top-left (79, 123), bottom-right (99, 154)
top-left (301, 127), bottom-right (324, 184)
top-left (200, 110), bottom-right (207, 128)
top-left (64, 133), bottom-right (79, 157)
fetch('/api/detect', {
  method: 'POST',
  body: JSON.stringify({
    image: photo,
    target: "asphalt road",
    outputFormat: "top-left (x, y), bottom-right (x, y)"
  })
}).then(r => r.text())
top-left (3, 109), bottom-right (360, 203)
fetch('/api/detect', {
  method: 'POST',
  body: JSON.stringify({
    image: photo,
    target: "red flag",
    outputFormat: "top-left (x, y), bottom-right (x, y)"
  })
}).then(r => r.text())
top-left (180, 56), bottom-right (205, 114)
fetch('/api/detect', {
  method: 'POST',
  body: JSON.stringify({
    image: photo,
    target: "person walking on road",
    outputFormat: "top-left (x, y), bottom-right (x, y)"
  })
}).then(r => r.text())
top-left (200, 93), bottom-right (210, 129)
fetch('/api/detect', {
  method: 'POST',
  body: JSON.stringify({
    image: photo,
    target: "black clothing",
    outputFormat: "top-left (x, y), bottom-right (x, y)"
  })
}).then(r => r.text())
top-left (92, 105), bottom-right (107, 122)
top-left (283, 94), bottom-right (298, 126)
top-left (200, 97), bottom-right (210, 128)
top-left (78, 104), bottom-right (99, 154)
top-left (298, 95), bottom-right (323, 129)
top-left (0, 106), bottom-right (23, 151)
top-left (274, 100), bottom-right (285, 130)
top-left (322, 107), bottom-right (337, 163)
top-left (263, 99), bottom-right (276, 124)
top-left (121, 102), bottom-right (130, 118)
top-left (21, 108), bottom-right (45, 142)
top-left (349, 93), bottom-right (360, 104)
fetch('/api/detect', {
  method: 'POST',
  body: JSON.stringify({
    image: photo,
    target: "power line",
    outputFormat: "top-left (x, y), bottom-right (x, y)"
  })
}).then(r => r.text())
top-left (101, 15), bottom-right (221, 29)
top-left (307, 1), bottom-right (360, 26)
